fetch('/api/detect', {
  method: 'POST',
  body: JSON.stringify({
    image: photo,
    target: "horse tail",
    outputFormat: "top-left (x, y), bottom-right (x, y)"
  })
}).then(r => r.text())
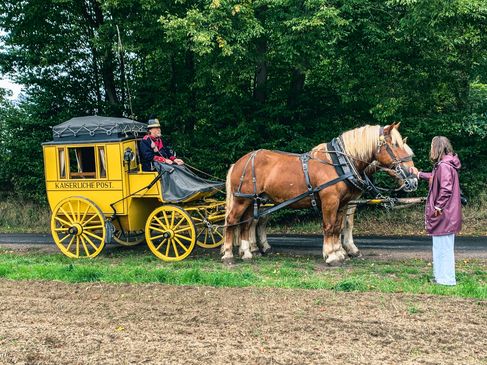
top-left (223, 164), bottom-right (240, 249)
top-left (225, 164), bottom-right (234, 221)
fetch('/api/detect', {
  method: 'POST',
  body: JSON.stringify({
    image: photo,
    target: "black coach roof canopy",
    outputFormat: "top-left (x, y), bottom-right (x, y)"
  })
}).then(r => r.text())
top-left (46, 116), bottom-right (148, 144)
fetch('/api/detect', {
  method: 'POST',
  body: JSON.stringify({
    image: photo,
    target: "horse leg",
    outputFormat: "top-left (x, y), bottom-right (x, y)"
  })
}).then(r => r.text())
top-left (222, 199), bottom-right (251, 264)
top-left (321, 201), bottom-right (346, 266)
top-left (248, 219), bottom-right (261, 257)
top-left (341, 204), bottom-right (361, 257)
top-left (239, 208), bottom-right (255, 260)
top-left (256, 215), bottom-right (272, 254)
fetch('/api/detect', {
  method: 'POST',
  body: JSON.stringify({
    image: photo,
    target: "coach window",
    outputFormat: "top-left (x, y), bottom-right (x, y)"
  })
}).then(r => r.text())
top-left (68, 147), bottom-right (96, 179)
top-left (58, 148), bottom-right (66, 179)
top-left (98, 146), bottom-right (107, 178)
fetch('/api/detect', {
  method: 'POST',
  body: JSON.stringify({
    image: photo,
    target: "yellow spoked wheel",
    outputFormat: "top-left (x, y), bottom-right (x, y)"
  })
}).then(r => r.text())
top-left (50, 197), bottom-right (106, 258)
top-left (112, 229), bottom-right (145, 246)
top-left (145, 205), bottom-right (196, 261)
top-left (188, 205), bottom-right (225, 249)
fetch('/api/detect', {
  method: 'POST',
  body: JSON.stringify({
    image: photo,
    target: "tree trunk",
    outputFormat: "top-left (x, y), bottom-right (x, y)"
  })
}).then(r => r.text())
top-left (287, 68), bottom-right (305, 109)
top-left (253, 37), bottom-right (267, 104)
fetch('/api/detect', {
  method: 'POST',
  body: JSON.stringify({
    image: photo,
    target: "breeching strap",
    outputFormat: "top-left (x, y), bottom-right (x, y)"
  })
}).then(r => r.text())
top-left (256, 172), bottom-right (353, 218)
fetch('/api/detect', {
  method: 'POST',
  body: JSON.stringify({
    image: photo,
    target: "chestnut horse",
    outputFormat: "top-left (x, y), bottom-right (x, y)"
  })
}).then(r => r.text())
top-left (222, 124), bottom-right (416, 266)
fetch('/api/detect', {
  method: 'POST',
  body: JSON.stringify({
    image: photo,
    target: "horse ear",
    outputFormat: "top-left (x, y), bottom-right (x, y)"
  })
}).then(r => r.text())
top-left (403, 136), bottom-right (408, 144)
top-left (383, 125), bottom-right (392, 135)
top-left (394, 121), bottom-right (401, 130)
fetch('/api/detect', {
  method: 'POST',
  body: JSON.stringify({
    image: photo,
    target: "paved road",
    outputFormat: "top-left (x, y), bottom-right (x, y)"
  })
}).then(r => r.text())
top-left (0, 233), bottom-right (485, 251)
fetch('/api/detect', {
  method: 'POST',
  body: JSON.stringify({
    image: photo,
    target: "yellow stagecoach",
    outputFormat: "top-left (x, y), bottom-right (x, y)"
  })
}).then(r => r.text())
top-left (43, 116), bottom-right (225, 261)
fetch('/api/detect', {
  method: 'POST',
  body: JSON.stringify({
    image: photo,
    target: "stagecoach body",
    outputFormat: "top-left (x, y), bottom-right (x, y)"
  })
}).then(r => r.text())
top-left (43, 116), bottom-right (225, 261)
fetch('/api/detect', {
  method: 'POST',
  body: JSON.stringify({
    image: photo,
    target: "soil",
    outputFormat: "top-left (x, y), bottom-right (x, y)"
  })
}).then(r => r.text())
top-left (0, 279), bottom-right (486, 365)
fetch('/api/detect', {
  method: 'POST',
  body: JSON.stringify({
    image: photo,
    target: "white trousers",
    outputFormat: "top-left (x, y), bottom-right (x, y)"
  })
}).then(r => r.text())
top-left (432, 234), bottom-right (456, 286)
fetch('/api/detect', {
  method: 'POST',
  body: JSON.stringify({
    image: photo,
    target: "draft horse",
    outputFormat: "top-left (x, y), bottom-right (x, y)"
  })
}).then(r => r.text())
top-left (222, 124), bottom-right (417, 266)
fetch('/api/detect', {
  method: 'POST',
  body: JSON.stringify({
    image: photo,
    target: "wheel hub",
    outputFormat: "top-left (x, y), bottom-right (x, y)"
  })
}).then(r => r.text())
top-left (68, 223), bottom-right (83, 236)
top-left (162, 231), bottom-right (174, 239)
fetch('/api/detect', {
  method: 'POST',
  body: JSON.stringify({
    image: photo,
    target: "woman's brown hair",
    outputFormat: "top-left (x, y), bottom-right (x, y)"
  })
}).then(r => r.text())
top-left (430, 136), bottom-right (454, 163)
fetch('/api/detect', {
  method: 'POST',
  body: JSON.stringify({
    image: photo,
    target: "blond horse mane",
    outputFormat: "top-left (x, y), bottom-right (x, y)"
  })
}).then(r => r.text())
top-left (311, 124), bottom-right (411, 162)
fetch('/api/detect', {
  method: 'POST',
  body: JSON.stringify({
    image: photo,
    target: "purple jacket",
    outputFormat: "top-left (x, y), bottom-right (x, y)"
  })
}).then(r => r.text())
top-left (419, 154), bottom-right (462, 236)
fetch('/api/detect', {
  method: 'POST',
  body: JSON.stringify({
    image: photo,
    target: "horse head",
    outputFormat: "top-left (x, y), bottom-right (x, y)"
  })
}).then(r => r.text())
top-left (373, 123), bottom-right (418, 192)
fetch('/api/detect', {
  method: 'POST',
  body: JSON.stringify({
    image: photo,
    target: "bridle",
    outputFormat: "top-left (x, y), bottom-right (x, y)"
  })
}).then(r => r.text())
top-left (376, 128), bottom-right (417, 193)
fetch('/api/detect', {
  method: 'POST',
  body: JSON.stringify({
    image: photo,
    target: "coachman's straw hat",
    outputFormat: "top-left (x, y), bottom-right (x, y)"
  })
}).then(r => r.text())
top-left (147, 118), bottom-right (161, 129)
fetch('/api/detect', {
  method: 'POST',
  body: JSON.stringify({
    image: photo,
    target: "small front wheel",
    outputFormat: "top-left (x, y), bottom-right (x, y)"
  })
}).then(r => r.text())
top-left (145, 205), bottom-right (196, 261)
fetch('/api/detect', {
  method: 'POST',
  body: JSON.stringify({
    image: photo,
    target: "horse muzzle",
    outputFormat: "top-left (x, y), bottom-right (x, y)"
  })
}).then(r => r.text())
top-left (394, 165), bottom-right (418, 192)
top-left (402, 176), bottom-right (418, 192)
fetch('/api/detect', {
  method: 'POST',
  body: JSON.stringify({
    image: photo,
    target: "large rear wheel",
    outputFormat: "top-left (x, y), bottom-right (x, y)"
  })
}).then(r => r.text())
top-left (50, 197), bottom-right (106, 258)
top-left (145, 205), bottom-right (196, 261)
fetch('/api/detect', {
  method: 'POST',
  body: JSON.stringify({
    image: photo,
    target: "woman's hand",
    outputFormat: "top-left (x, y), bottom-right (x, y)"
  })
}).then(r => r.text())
top-left (174, 158), bottom-right (184, 165)
top-left (409, 167), bottom-right (419, 177)
top-left (433, 208), bottom-right (443, 217)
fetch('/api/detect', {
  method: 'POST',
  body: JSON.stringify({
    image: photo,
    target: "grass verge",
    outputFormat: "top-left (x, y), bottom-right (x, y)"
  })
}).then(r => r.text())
top-left (0, 248), bottom-right (485, 299)
top-left (1, 197), bottom-right (486, 236)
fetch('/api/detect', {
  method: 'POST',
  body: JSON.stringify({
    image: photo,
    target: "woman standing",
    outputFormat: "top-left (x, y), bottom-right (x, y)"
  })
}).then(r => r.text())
top-left (410, 136), bottom-right (462, 286)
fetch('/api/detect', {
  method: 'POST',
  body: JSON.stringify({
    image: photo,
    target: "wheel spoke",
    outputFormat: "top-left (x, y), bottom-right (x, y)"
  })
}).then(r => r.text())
top-left (84, 230), bottom-right (103, 242)
top-left (58, 233), bottom-right (71, 243)
top-left (174, 236), bottom-right (188, 252)
top-left (76, 237), bottom-right (80, 257)
top-left (149, 225), bottom-right (166, 234)
top-left (172, 240), bottom-right (180, 258)
top-left (59, 207), bottom-right (75, 224)
top-left (83, 225), bottom-right (104, 230)
top-left (213, 228), bottom-right (224, 239)
top-left (156, 238), bottom-right (169, 251)
top-left (80, 236), bottom-right (90, 257)
top-left (175, 233), bottom-right (192, 242)
top-left (173, 226), bottom-right (192, 234)
top-left (68, 201), bottom-right (76, 223)
top-left (54, 227), bottom-right (69, 232)
top-left (79, 203), bottom-right (90, 225)
top-left (83, 234), bottom-right (99, 251)
top-left (153, 216), bottom-right (167, 231)
top-left (151, 233), bottom-right (167, 240)
top-left (165, 239), bottom-right (171, 257)
top-left (162, 210), bottom-right (170, 228)
top-left (209, 229), bottom-right (216, 243)
top-left (65, 236), bottom-right (75, 251)
top-left (54, 216), bottom-right (72, 227)
top-left (82, 214), bottom-right (98, 226)
top-left (172, 217), bottom-right (186, 230)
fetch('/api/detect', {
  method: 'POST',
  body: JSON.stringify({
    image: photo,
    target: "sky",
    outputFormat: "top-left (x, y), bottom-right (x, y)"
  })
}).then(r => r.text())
top-left (0, 78), bottom-right (22, 100)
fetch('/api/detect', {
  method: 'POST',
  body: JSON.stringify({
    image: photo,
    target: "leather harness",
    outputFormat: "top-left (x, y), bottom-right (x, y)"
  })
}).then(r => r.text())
top-left (233, 129), bottom-right (414, 219)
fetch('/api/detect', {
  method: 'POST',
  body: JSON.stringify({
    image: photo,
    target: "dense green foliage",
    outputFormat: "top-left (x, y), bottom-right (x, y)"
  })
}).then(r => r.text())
top-left (0, 0), bottom-right (486, 202)
top-left (0, 249), bottom-right (485, 298)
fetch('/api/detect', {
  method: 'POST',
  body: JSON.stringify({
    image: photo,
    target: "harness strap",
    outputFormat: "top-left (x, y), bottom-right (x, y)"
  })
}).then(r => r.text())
top-left (300, 153), bottom-right (320, 214)
top-left (258, 172), bottom-right (353, 218)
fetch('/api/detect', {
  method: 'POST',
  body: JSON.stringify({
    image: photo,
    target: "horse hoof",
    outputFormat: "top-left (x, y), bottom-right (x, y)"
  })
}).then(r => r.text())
top-left (326, 259), bottom-right (343, 267)
top-left (251, 251), bottom-right (262, 257)
top-left (325, 253), bottom-right (344, 266)
top-left (242, 253), bottom-right (253, 261)
top-left (222, 257), bottom-right (235, 266)
top-left (348, 251), bottom-right (362, 258)
top-left (262, 247), bottom-right (273, 256)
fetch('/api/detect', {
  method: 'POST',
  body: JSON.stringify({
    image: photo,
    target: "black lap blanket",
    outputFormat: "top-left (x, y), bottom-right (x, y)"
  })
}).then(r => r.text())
top-left (153, 162), bottom-right (224, 202)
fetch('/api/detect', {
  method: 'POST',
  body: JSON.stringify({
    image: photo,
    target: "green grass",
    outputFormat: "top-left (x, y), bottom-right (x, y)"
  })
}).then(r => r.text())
top-left (0, 248), bottom-right (485, 299)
